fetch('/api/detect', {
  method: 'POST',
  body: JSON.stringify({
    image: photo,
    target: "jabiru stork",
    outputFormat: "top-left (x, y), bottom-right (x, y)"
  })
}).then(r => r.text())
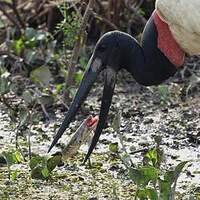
top-left (48, 0), bottom-right (200, 162)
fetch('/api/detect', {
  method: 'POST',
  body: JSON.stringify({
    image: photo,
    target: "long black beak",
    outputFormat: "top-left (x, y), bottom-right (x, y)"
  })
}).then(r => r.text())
top-left (84, 68), bottom-right (117, 163)
top-left (48, 56), bottom-right (103, 153)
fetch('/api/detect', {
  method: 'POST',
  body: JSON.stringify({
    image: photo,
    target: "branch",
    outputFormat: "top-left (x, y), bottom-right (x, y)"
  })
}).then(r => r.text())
top-left (0, 3), bottom-right (21, 30)
top-left (11, 0), bottom-right (25, 28)
top-left (0, 95), bottom-right (17, 112)
top-left (64, 0), bottom-right (95, 102)
top-left (91, 11), bottom-right (118, 30)
top-left (124, 0), bottom-right (147, 26)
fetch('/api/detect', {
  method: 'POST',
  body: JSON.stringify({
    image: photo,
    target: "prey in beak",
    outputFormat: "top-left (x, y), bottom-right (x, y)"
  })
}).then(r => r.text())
top-left (48, 31), bottom-right (124, 162)
top-left (62, 115), bottom-right (99, 161)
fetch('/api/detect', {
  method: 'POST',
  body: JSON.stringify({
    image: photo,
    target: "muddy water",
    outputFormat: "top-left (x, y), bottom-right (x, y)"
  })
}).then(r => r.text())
top-left (84, 80), bottom-right (200, 196)
top-left (0, 80), bottom-right (200, 199)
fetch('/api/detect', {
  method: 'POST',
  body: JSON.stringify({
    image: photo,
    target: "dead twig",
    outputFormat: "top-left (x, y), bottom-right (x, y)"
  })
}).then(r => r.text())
top-left (91, 11), bottom-right (118, 30)
top-left (124, 0), bottom-right (147, 26)
top-left (11, 0), bottom-right (25, 28)
top-left (34, 88), bottom-right (50, 121)
top-left (130, 146), bottom-right (156, 155)
top-left (0, 50), bottom-right (22, 61)
top-left (27, 104), bottom-right (37, 160)
top-left (0, 95), bottom-right (17, 112)
top-left (64, 0), bottom-right (95, 102)
top-left (0, 0), bottom-right (25, 29)
top-left (0, 2), bottom-right (21, 30)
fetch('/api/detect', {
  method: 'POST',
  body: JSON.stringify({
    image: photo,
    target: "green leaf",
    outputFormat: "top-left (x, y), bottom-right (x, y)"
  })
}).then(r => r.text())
top-left (141, 166), bottom-right (158, 186)
top-left (172, 161), bottom-right (188, 193)
top-left (79, 57), bottom-right (88, 69)
top-left (129, 166), bottom-right (159, 187)
top-left (31, 166), bottom-right (45, 180)
top-left (129, 168), bottom-right (142, 186)
top-left (12, 38), bottom-right (24, 55)
top-left (2, 150), bottom-right (22, 166)
top-left (174, 161), bottom-right (188, 179)
top-left (30, 66), bottom-right (52, 87)
top-left (136, 188), bottom-right (158, 200)
top-left (158, 85), bottom-right (169, 102)
top-left (25, 38), bottom-right (37, 49)
top-left (41, 167), bottom-right (49, 178)
top-left (4, 152), bottom-right (15, 166)
top-left (47, 154), bottom-right (62, 172)
top-left (0, 77), bottom-right (10, 95)
top-left (30, 155), bottom-right (51, 180)
top-left (164, 161), bottom-right (188, 187)
top-left (25, 28), bottom-right (37, 40)
top-left (55, 83), bottom-right (64, 95)
top-left (11, 170), bottom-right (18, 181)
top-left (164, 170), bottom-right (175, 185)
top-left (22, 90), bottom-right (34, 105)
top-left (74, 71), bottom-right (83, 83)
top-left (29, 155), bottom-right (45, 170)
top-left (145, 148), bottom-right (158, 167)
top-left (159, 179), bottom-right (171, 200)
top-left (146, 188), bottom-right (158, 200)
top-left (14, 151), bottom-right (23, 163)
top-left (24, 49), bottom-right (37, 64)
top-left (109, 142), bottom-right (119, 153)
top-left (136, 188), bottom-right (148, 199)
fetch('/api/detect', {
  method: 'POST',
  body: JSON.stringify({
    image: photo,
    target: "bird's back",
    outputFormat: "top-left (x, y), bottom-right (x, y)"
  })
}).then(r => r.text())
top-left (156, 0), bottom-right (200, 55)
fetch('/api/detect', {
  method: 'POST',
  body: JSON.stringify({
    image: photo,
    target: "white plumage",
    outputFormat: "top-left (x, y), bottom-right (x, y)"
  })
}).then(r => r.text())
top-left (156, 0), bottom-right (200, 55)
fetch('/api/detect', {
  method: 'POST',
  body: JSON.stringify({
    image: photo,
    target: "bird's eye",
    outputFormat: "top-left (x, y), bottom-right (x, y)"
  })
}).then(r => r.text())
top-left (97, 44), bottom-right (107, 52)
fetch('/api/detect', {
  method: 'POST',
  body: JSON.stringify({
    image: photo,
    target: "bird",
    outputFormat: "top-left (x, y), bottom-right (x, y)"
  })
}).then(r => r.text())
top-left (48, 0), bottom-right (200, 162)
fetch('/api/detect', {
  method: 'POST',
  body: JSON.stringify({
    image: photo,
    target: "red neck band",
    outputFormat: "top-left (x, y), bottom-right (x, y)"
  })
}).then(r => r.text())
top-left (153, 11), bottom-right (185, 67)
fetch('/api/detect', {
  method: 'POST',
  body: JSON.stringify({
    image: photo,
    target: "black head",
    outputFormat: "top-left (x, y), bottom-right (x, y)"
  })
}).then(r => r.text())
top-left (48, 31), bottom-right (135, 161)
top-left (94, 31), bottom-right (137, 70)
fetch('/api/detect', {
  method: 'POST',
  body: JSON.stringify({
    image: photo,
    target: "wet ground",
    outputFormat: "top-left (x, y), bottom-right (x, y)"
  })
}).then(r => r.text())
top-left (0, 61), bottom-right (200, 199)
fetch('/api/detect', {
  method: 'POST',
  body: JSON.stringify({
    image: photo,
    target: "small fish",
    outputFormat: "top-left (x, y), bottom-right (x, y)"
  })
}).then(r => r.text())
top-left (62, 115), bottom-right (99, 161)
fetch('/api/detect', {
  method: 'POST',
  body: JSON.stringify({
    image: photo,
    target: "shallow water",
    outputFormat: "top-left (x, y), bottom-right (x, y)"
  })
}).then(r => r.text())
top-left (0, 81), bottom-right (200, 199)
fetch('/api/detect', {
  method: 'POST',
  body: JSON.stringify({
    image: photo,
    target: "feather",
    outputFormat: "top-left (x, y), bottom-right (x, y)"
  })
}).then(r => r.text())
top-left (156, 0), bottom-right (200, 55)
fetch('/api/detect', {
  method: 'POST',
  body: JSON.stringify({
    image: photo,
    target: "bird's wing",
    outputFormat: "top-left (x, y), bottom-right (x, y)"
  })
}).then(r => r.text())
top-left (156, 0), bottom-right (200, 55)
